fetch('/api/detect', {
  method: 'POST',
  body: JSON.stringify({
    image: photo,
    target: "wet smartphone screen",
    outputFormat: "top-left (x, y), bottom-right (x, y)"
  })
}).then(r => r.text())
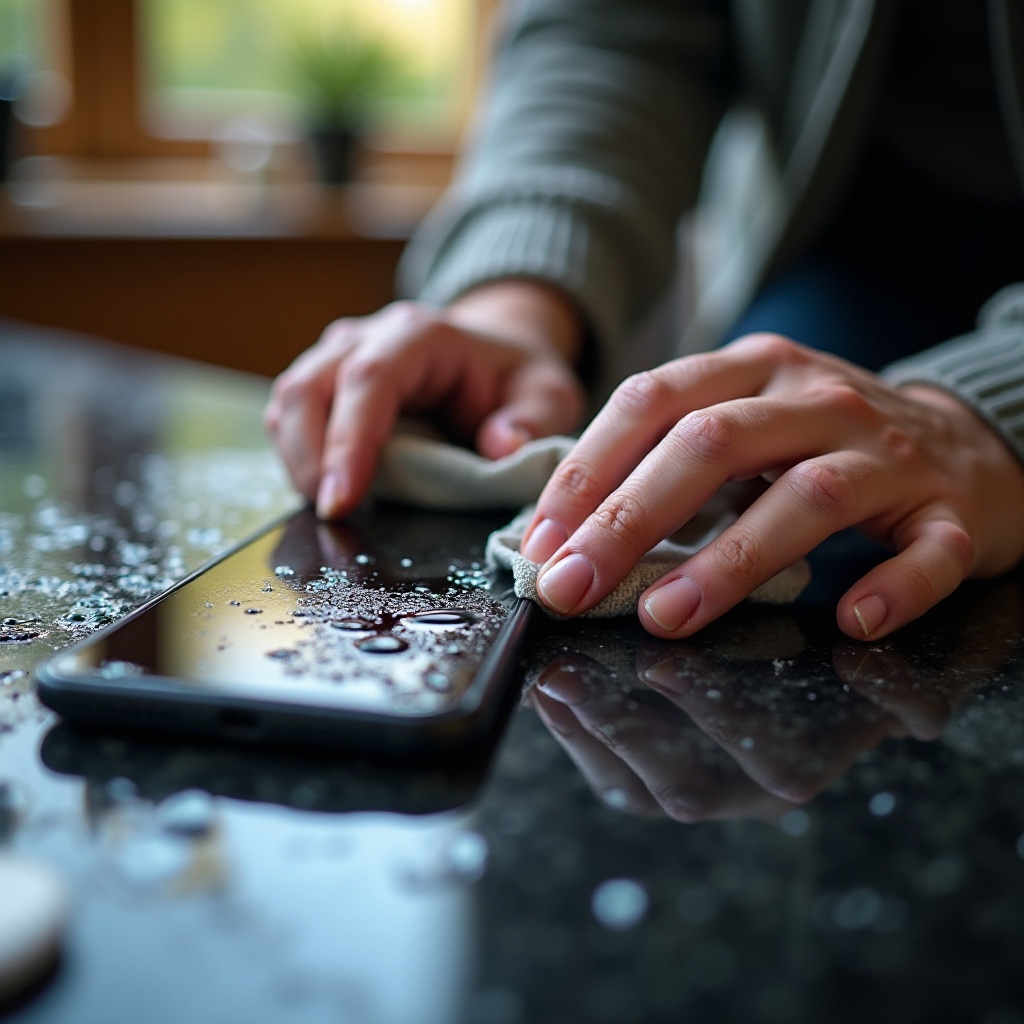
top-left (38, 505), bottom-right (532, 751)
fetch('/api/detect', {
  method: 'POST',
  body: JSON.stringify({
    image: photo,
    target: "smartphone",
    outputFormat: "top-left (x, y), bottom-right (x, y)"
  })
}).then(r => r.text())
top-left (36, 504), bottom-right (535, 756)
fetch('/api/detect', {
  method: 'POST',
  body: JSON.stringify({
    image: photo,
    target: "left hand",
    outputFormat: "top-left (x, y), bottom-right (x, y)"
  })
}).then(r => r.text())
top-left (519, 334), bottom-right (1024, 640)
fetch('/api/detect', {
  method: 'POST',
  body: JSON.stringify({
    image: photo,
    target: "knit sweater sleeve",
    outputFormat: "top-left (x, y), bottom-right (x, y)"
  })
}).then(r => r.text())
top-left (398, 0), bottom-right (732, 378)
top-left (882, 284), bottom-right (1024, 466)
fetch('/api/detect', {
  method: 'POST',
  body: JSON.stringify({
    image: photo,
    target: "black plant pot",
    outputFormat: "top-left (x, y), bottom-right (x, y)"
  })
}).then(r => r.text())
top-left (308, 125), bottom-right (360, 185)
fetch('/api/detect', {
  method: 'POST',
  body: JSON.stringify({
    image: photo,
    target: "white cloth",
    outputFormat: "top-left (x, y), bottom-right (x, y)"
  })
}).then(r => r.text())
top-left (375, 431), bottom-right (810, 617)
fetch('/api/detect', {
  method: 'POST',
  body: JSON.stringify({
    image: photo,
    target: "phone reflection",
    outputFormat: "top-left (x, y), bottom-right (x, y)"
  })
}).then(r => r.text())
top-left (524, 577), bottom-right (1024, 825)
top-left (38, 723), bottom-right (486, 1024)
top-left (40, 720), bottom-right (490, 816)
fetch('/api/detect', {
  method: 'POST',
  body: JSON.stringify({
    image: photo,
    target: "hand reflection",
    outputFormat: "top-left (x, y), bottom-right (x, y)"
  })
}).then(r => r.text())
top-left (526, 583), bottom-right (1023, 824)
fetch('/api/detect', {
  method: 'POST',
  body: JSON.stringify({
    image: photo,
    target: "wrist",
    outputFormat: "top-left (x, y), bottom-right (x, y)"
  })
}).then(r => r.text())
top-left (446, 278), bottom-right (585, 368)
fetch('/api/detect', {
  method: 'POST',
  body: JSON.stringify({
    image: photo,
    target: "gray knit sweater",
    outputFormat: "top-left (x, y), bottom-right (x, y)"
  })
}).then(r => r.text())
top-left (400, 0), bottom-right (1024, 467)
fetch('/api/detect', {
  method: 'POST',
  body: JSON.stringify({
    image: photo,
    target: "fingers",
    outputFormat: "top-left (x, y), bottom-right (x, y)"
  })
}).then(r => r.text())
top-left (266, 300), bottom-right (588, 520)
top-left (637, 453), bottom-right (870, 636)
top-left (521, 341), bottom-right (784, 564)
top-left (527, 395), bottom-right (853, 620)
top-left (837, 515), bottom-right (974, 641)
top-left (264, 320), bottom-right (360, 502)
top-left (475, 359), bottom-right (585, 460)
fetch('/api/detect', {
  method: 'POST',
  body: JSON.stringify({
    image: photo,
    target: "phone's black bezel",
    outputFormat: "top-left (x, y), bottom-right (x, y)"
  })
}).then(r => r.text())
top-left (35, 509), bottom-right (536, 757)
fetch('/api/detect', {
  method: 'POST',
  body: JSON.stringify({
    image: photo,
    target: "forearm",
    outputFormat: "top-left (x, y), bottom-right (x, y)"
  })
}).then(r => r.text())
top-left (882, 284), bottom-right (1024, 467)
top-left (447, 278), bottom-right (586, 369)
top-left (400, 0), bottom-right (732, 370)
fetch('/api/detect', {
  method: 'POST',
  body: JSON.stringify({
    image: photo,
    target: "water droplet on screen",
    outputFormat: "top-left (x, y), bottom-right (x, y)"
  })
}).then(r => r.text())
top-left (354, 554), bottom-right (371, 565)
top-left (330, 619), bottom-right (374, 633)
top-left (274, 565), bottom-right (295, 577)
top-left (96, 660), bottom-right (145, 679)
top-left (357, 635), bottom-right (409, 654)
top-left (592, 878), bottom-right (649, 930)
top-left (266, 648), bottom-right (297, 660)
top-left (424, 671), bottom-right (451, 692)
top-left (402, 610), bottom-right (479, 629)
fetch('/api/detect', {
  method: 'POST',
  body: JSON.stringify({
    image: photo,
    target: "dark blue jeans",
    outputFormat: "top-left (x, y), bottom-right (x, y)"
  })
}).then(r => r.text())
top-left (722, 155), bottom-right (1024, 371)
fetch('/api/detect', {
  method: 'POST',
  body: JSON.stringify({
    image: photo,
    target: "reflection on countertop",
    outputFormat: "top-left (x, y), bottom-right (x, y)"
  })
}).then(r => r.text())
top-left (4, 320), bottom-right (1024, 1024)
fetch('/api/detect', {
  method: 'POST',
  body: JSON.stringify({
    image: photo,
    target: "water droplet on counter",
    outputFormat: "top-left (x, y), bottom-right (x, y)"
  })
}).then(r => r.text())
top-left (868, 791), bottom-right (896, 817)
top-left (274, 565), bottom-right (295, 577)
top-left (266, 648), bottom-right (297, 660)
top-left (397, 830), bottom-right (489, 890)
top-left (354, 554), bottom-right (371, 565)
top-left (244, 608), bottom-right (263, 615)
top-left (357, 635), bottom-right (409, 654)
top-left (105, 777), bottom-right (139, 803)
top-left (156, 789), bottom-right (216, 837)
top-left (228, 600), bottom-right (241, 606)
top-left (599, 787), bottom-right (632, 811)
top-left (108, 832), bottom-right (193, 890)
top-left (592, 878), bottom-right (649, 930)
top-left (22, 474), bottom-right (47, 499)
top-left (402, 610), bottom-right (479, 629)
top-left (780, 808), bottom-right (811, 837)
top-left (0, 624), bottom-right (42, 643)
top-left (0, 779), bottom-right (30, 840)
top-left (0, 669), bottom-right (28, 686)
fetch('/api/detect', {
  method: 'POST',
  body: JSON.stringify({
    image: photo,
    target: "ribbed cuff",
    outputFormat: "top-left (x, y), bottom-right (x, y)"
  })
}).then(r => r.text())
top-left (882, 287), bottom-right (1024, 465)
top-left (399, 172), bottom-right (677, 392)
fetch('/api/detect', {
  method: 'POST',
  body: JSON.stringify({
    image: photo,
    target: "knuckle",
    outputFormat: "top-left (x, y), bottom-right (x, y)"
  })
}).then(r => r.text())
top-left (787, 460), bottom-right (850, 516)
top-left (381, 300), bottom-right (434, 336)
top-left (733, 331), bottom-right (803, 364)
top-left (592, 493), bottom-right (651, 558)
top-left (700, 716), bottom-right (741, 748)
top-left (271, 372), bottom-right (306, 404)
top-left (337, 352), bottom-right (390, 389)
top-left (611, 369), bottom-right (674, 418)
top-left (650, 782), bottom-right (710, 824)
top-left (712, 527), bottom-right (763, 583)
top-left (669, 410), bottom-right (735, 466)
top-left (549, 459), bottom-right (605, 505)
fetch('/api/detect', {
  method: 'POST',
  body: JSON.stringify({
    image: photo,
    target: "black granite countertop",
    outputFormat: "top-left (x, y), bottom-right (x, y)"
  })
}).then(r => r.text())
top-left (4, 320), bottom-right (1024, 1024)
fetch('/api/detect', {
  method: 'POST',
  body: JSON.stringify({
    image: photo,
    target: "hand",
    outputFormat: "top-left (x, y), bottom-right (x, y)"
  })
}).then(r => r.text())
top-left (264, 280), bottom-right (586, 519)
top-left (519, 333), bottom-right (1024, 640)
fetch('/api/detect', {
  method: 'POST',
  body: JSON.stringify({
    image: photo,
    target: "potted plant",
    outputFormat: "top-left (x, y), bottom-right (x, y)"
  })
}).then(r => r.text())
top-left (289, 19), bottom-right (403, 184)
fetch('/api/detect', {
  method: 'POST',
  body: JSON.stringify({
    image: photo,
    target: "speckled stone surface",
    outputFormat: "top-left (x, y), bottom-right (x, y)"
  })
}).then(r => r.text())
top-left (4, 321), bottom-right (1024, 1024)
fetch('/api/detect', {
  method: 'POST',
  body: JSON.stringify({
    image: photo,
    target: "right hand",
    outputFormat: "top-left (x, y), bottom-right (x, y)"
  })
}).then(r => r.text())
top-left (263, 280), bottom-right (586, 518)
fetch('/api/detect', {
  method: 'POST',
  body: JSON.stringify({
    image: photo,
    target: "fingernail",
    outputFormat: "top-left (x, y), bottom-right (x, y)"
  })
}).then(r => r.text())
top-left (316, 472), bottom-right (346, 519)
top-left (852, 595), bottom-right (887, 638)
top-left (521, 518), bottom-right (568, 564)
top-left (537, 553), bottom-right (594, 613)
top-left (536, 664), bottom-right (589, 705)
top-left (497, 420), bottom-right (533, 452)
top-left (643, 577), bottom-right (702, 632)
top-left (641, 657), bottom-right (693, 696)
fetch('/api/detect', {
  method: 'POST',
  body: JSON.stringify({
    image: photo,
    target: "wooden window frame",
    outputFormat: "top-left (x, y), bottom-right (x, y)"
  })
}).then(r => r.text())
top-left (29, 0), bottom-right (501, 180)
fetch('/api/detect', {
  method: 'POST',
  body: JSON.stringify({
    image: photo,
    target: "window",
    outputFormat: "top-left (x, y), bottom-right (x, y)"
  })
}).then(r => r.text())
top-left (8, 0), bottom-right (492, 173)
top-left (143, 0), bottom-right (475, 149)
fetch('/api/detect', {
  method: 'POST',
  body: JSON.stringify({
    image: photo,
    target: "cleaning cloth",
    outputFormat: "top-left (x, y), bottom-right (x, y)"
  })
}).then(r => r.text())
top-left (374, 431), bottom-right (810, 618)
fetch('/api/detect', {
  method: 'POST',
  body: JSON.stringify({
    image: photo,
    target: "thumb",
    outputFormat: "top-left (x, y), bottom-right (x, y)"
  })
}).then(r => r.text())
top-left (475, 360), bottom-right (585, 459)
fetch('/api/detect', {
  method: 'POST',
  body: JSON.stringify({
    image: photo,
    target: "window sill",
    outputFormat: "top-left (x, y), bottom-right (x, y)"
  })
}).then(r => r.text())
top-left (0, 155), bottom-right (448, 241)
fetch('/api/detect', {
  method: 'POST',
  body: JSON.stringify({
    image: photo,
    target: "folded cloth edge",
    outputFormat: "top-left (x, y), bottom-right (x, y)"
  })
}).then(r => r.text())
top-left (375, 431), bottom-right (811, 618)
